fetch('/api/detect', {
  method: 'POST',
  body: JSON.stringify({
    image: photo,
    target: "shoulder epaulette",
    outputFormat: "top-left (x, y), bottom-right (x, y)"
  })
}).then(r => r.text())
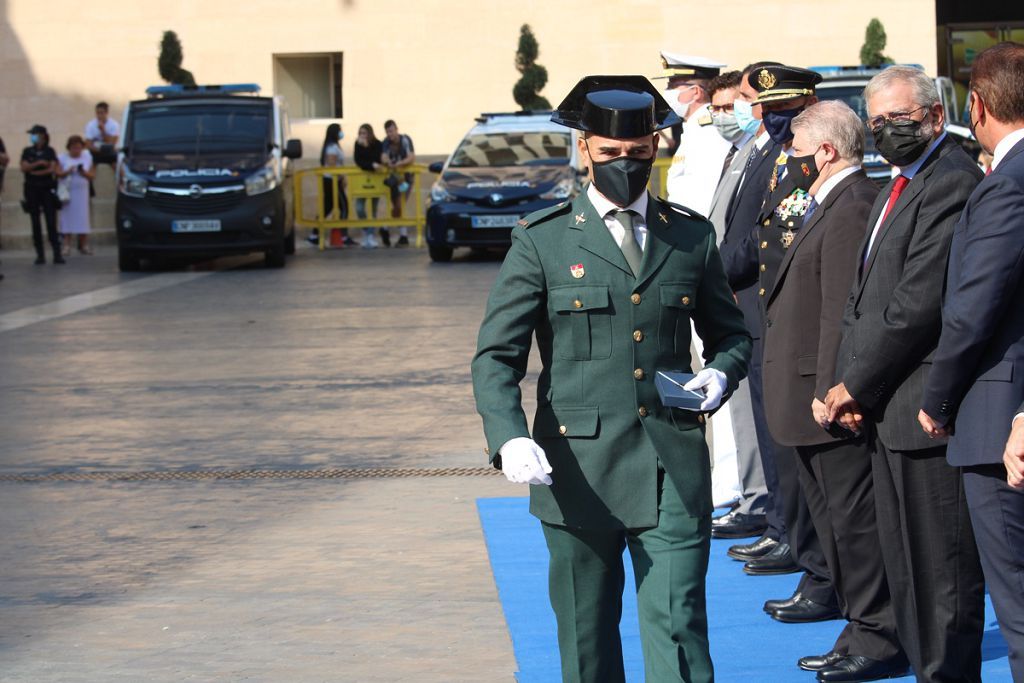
top-left (517, 200), bottom-right (572, 228)
top-left (658, 198), bottom-right (708, 223)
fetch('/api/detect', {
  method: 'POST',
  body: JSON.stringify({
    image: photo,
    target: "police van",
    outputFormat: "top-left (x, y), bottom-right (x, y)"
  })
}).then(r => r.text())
top-left (115, 84), bottom-right (302, 271)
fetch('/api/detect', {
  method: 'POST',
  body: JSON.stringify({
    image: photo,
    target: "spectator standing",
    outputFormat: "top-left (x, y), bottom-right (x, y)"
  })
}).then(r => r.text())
top-left (56, 135), bottom-right (95, 256)
top-left (380, 119), bottom-right (414, 247)
top-left (310, 123), bottom-right (353, 247)
top-left (353, 123), bottom-right (383, 249)
top-left (84, 101), bottom-right (120, 164)
top-left (20, 125), bottom-right (63, 265)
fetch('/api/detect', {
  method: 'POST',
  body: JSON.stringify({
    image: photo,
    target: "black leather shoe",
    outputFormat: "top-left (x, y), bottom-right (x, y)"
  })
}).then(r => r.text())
top-left (771, 596), bottom-right (842, 623)
top-left (763, 591), bottom-right (801, 614)
top-left (816, 655), bottom-right (910, 682)
top-left (712, 511), bottom-right (768, 539)
top-left (743, 542), bottom-right (799, 575)
top-left (727, 534), bottom-right (778, 561)
top-left (798, 651), bottom-right (845, 671)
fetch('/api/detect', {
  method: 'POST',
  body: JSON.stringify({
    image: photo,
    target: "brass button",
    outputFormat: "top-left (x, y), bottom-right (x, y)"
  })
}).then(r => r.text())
top-left (763, 219), bottom-right (770, 226)
top-left (634, 368), bottom-right (645, 380)
top-left (760, 240), bottom-right (768, 249)
top-left (681, 296), bottom-right (691, 306)
top-left (633, 329), bottom-right (644, 342)
top-left (631, 293), bottom-right (642, 305)
top-left (788, 221), bottom-right (794, 227)
top-left (759, 288), bottom-right (766, 296)
top-left (698, 414), bottom-right (706, 425)
top-left (573, 299), bottom-right (583, 309)
top-left (638, 406), bottom-right (649, 417)
top-left (484, 447), bottom-right (490, 456)
top-left (760, 264), bottom-right (766, 272)
top-left (558, 425), bottom-right (567, 435)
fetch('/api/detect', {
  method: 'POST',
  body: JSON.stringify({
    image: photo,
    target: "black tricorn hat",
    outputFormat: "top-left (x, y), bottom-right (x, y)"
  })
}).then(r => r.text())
top-left (551, 75), bottom-right (681, 137)
top-left (748, 65), bottom-right (823, 105)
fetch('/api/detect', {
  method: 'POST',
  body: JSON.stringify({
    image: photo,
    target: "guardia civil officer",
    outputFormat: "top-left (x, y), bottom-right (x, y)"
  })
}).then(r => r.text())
top-left (472, 76), bottom-right (751, 683)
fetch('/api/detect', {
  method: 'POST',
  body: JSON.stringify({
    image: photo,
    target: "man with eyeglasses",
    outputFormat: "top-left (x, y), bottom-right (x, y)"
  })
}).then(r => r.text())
top-left (659, 52), bottom-right (733, 216)
top-left (824, 65), bottom-right (986, 682)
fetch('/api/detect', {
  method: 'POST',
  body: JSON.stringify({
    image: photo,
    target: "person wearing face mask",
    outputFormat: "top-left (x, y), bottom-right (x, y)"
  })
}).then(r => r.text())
top-left (472, 75), bottom-right (751, 683)
top-left (19, 124), bottom-right (63, 265)
top-left (915, 41), bottom-right (1024, 682)
top-left (823, 65), bottom-right (986, 683)
top-left (658, 52), bottom-right (733, 217)
top-left (762, 101), bottom-right (909, 682)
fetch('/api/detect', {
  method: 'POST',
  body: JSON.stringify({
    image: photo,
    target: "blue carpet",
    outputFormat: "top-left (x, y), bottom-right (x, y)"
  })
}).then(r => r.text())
top-left (477, 496), bottom-right (1013, 682)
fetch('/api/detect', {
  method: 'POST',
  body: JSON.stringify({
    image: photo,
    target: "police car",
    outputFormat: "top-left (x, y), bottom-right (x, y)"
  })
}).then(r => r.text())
top-left (424, 111), bottom-right (581, 262)
top-left (811, 65), bottom-right (978, 183)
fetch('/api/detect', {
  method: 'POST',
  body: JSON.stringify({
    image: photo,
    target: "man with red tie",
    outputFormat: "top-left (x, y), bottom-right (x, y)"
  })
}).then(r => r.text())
top-left (824, 66), bottom-right (987, 682)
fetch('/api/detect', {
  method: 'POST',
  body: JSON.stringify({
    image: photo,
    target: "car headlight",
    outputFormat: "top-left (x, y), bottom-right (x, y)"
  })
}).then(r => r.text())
top-left (118, 166), bottom-right (148, 198)
top-left (539, 178), bottom-right (574, 200)
top-left (245, 162), bottom-right (278, 196)
top-left (430, 182), bottom-right (455, 203)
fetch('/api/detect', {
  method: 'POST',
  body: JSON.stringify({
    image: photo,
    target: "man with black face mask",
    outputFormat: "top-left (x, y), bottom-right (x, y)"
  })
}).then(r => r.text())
top-left (824, 65), bottom-right (986, 683)
top-left (472, 75), bottom-right (751, 683)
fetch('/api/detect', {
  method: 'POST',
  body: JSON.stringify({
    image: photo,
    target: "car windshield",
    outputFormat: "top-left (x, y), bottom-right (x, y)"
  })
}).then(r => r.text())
top-left (129, 104), bottom-right (271, 154)
top-left (815, 85), bottom-right (870, 121)
top-left (448, 132), bottom-right (572, 168)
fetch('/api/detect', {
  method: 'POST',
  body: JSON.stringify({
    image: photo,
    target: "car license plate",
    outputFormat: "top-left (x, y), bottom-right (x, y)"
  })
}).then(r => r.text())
top-left (171, 219), bottom-right (222, 233)
top-left (471, 215), bottom-right (519, 229)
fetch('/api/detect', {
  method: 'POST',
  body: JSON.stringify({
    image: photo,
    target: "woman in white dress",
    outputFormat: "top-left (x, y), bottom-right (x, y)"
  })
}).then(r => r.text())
top-left (56, 135), bottom-right (95, 256)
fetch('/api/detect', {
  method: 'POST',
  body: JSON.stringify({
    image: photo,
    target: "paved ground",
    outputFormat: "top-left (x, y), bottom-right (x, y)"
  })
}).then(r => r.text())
top-left (0, 242), bottom-right (528, 681)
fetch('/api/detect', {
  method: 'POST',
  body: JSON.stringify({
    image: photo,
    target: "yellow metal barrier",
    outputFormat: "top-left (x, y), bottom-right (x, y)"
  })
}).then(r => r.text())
top-left (293, 164), bottom-right (429, 250)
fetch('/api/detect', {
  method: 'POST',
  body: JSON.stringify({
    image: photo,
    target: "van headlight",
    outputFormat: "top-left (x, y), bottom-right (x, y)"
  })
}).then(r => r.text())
top-left (118, 167), bottom-right (148, 198)
top-left (430, 181), bottom-right (455, 203)
top-left (539, 178), bottom-right (574, 200)
top-left (245, 162), bottom-right (278, 196)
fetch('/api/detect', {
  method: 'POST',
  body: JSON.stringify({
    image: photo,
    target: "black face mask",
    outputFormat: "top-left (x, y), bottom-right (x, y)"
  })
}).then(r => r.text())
top-left (589, 153), bottom-right (654, 207)
top-left (762, 107), bottom-right (802, 144)
top-left (785, 148), bottom-right (821, 192)
top-left (872, 117), bottom-right (933, 167)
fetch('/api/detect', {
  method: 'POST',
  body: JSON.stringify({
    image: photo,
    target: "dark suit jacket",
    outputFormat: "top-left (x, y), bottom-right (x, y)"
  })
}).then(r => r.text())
top-left (763, 170), bottom-right (878, 446)
top-left (720, 139), bottom-right (782, 339)
top-left (921, 136), bottom-right (1024, 465)
top-left (836, 136), bottom-right (983, 452)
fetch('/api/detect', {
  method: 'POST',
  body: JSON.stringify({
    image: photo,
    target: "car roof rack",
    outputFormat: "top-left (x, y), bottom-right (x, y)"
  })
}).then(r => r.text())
top-left (475, 110), bottom-right (554, 123)
top-left (145, 83), bottom-right (262, 98)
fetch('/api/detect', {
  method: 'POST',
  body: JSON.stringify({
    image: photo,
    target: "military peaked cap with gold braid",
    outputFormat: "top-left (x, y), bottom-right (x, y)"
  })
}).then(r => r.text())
top-left (749, 64), bottom-right (823, 105)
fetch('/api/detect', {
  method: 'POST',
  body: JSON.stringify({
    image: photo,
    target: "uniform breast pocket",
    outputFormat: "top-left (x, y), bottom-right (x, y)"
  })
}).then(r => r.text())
top-left (658, 282), bottom-right (697, 358)
top-left (550, 285), bottom-right (612, 360)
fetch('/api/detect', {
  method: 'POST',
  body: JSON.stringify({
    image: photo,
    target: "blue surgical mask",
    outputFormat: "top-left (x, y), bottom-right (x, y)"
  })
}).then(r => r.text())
top-left (29, 134), bottom-right (40, 145)
top-left (733, 99), bottom-right (761, 136)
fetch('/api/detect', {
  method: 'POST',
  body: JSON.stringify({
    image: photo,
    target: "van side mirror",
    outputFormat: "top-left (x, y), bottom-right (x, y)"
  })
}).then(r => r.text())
top-left (284, 139), bottom-right (303, 160)
top-left (428, 161), bottom-right (444, 174)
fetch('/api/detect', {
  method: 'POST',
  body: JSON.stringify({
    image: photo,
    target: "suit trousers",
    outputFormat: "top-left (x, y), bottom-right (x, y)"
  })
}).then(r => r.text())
top-left (24, 184), bottom-right (59, 259)
top-left (961, 463), bottom-right (1024, 683)
top-left (796, 438), bottom-right (902, 661)
top-left (747, 336), bottom-right (783, 539)
top-left (871, 441), bottom-right (985, 682)
top-left (541, 471), bottom-right (712, 683)
top-left (728, 377), bottom-right (768, 517)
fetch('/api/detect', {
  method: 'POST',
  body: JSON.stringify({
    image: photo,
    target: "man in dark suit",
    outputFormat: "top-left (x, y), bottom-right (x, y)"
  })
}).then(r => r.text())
top-left (763, 100), bottom-right (905, 682)
top-left (825, 66), bottom-right (986, 682)
top-left (917, 42), bottom-right (1024, 682)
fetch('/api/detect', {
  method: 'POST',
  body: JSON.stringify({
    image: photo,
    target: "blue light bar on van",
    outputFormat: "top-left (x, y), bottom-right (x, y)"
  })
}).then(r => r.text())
top-left (145, 83), bottom-right (261, 98)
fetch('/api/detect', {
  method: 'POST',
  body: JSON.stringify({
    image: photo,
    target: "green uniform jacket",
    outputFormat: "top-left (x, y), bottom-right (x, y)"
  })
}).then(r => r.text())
top-left (471, 190), bottom-right (751, 530)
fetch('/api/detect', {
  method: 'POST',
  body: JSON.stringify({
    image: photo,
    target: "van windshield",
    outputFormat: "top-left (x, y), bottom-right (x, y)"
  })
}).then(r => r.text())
top-left (129, 104), bottom-right (271, 155)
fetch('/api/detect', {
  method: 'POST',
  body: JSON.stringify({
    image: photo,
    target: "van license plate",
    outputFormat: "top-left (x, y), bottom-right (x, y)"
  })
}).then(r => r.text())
top-left (471, 215), bottom-right (519, 228)
top-left (172, 220), bottom-right (222, 233)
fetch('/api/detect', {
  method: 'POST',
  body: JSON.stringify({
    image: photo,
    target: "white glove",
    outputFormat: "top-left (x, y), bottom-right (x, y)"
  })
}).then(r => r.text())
top-left (498, 437), bottom-right (553, 486)
top-left (683, 368), bottom-right (728, 411)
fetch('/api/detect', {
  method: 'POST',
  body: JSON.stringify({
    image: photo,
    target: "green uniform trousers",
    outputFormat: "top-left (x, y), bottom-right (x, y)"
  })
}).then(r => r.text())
top-left (541, 471), bottom-right (713, 683)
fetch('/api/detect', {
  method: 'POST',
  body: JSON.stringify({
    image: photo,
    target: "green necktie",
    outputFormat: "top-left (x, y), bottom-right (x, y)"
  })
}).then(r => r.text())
top-left (614, 209), bottom-right (643, 276)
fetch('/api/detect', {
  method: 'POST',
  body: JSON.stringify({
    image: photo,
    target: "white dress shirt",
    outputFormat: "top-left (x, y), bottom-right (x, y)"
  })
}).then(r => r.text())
top-left (992, 127), bottom-right (1024, 171)
top-left (587, 183), bottom-right (649, 251)
top-left (811, 165), bottom-right (861, 204)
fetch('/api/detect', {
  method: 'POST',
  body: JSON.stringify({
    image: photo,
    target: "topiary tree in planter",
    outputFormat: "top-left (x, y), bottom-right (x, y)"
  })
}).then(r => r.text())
top-left (513, 24), bottom-right (550, 111)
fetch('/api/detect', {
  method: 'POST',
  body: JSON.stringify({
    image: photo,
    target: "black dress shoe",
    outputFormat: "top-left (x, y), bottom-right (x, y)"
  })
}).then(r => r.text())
top-left (771, 596), bottom-right (842, 623)
top-left (798, 650), bottom-right (845, 671)
top-left (743, 542), bottom-right (799, 575)
top-left (711, 512), bottom-right (768, 539)
top-left (816, 655), bottom-right (910, 682)
top-left (763, 591), bottom-right (801, 614)
top-left (727, 534), bottom-right (778, 561)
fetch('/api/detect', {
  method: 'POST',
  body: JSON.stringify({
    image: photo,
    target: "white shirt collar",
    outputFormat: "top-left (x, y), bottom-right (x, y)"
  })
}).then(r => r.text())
top-left (755, 130), bottom-right (770, 150)
top-left (896, 131), bottom-right (946, 179)
top-left (812, 165), bottom-right (860, 204)
top-left (587, 183), bottom-right (649, 220)
top-left (992, 127), bottom-right (1024, 170)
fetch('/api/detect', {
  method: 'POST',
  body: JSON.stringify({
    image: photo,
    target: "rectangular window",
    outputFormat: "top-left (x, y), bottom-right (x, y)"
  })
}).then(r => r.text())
top-left (273, 52), bottom-right (342, 119)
